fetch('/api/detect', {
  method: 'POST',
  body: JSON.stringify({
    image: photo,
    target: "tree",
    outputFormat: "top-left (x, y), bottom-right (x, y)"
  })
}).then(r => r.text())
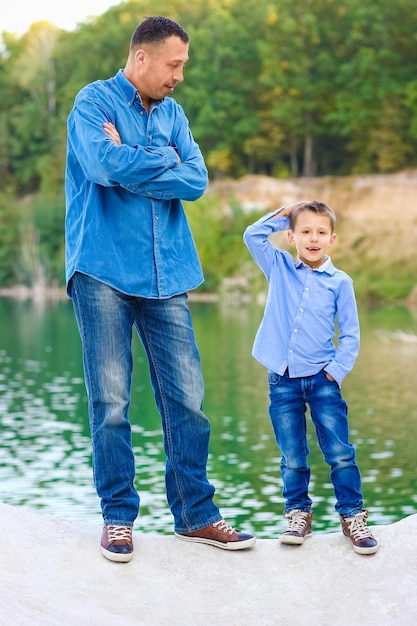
top-left (176, 0), bottom-right (265, 177)
top-left (324, 0), bottom-right (417, 173)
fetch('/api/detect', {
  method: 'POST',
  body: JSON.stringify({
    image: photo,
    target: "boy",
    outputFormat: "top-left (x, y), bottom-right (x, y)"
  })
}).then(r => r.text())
top-left (243, 200), bottom-right (377, 555)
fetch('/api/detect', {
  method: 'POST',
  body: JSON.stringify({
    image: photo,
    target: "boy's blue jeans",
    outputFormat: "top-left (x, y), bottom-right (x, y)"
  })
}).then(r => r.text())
top-left (268, 369), bottom-right (364, 517)
top-left (69, 272), bottom-right (221, 533)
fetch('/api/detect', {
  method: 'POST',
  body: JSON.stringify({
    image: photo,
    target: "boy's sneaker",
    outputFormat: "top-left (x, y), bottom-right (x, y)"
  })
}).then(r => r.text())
top-left (340, 510), bottom-right (378, 555)
top-left (101, 525), bottom-right (134, 562)
top-left (175, 519), bottom-right (256, 550)
top-left (280, 509), bottom-right (312, 545)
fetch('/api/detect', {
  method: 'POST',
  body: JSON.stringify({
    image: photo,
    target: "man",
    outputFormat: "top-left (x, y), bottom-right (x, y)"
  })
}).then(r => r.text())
top-left (65, 15), bottom-right (255, 562)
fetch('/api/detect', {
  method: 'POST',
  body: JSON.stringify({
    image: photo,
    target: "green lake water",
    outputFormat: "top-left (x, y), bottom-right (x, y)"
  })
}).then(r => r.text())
top-left (1, 296), bottom-right (416, 538)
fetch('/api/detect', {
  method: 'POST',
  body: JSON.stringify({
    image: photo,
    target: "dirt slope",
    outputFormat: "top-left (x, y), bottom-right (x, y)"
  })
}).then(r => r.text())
top-left (210, 170), bottom-right (417, 260)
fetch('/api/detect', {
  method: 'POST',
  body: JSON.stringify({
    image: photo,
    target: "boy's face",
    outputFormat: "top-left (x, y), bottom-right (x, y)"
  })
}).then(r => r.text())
top-left (287, 211), bottom-right (336, 269)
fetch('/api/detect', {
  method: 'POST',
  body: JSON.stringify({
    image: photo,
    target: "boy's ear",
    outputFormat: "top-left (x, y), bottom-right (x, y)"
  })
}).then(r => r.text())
top-left (287, 231), bottom-right (295, 245)
top-left (329, 233), bottom-right (337, 247)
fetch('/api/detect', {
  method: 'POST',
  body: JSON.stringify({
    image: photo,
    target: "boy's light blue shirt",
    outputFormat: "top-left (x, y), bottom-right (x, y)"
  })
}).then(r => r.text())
top-left (243, 210), bottom-right (360, 387)
top-left (65, 69), bottom-right (208, 298)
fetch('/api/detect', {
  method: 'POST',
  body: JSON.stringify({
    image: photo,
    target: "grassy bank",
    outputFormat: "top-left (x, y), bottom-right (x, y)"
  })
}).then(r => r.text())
top-left (1, 171), bottom-right (416, 304)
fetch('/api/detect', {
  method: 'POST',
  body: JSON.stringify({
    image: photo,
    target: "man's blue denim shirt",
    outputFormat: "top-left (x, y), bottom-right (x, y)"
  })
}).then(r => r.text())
top-left (65, 69), bottom-right (208, 298)
top-left (243, 210), bottom-right (360, 387)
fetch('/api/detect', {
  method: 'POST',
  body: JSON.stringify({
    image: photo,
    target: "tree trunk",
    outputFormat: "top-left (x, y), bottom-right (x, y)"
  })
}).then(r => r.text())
top-left (303, 131), bottom-right (314, 177)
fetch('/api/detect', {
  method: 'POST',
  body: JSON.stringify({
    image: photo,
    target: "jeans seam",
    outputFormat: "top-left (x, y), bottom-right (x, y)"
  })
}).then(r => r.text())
top-left (136, 303), bottom-right (190, 528)
top-left (71, 276), bottom-right (99, 489)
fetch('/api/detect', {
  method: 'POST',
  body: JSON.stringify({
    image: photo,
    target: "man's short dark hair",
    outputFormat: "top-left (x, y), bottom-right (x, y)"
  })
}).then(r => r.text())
top-left (130, 16), bottom-right (189, 50)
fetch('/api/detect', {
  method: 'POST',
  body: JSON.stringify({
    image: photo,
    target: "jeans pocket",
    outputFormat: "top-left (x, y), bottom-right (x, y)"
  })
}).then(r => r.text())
top-left (321, 369), bottom-right (337, 385)
top-left (268, 370), bottom-right (282, 386)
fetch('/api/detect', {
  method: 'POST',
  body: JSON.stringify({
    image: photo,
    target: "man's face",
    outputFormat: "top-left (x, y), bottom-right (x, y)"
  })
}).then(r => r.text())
top-left (287, 211), bottom-right (336, 269)
top-left (134, 36), bottom-right (189, 105)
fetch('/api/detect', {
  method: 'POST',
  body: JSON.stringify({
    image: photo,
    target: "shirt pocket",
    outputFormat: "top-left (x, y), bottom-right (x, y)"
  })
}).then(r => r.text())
top-left (309, 283), bottom-right (336, 314)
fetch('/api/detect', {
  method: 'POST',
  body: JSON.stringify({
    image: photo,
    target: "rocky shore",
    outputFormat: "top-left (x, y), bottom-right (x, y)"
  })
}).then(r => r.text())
top-left (1, 502), bottom-right (416, 625)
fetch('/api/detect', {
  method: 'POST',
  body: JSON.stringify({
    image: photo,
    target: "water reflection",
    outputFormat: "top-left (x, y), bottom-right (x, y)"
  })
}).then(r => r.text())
top-left (0, 297), bottom-right (416, 537)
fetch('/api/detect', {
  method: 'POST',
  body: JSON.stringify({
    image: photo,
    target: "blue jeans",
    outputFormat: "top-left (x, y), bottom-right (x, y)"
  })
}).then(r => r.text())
top-left (69, 272), bottom-right (221, 532)
top-left (268, 369), bottom-right (364, 517)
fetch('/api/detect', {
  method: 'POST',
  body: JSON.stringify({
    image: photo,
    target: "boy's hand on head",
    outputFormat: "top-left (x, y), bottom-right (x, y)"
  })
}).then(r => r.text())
top-left (284, 200), bottom-right (312, 215)
top-left (272, 200), bottom-right (311, 218)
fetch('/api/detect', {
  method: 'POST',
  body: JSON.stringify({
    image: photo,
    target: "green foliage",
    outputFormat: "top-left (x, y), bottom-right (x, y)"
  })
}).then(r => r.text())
top-left (0, 193), bottom-right (22, 285)
top-left (185, 195), bottom-right (257, 292)
top-left (177, 0), bottom-right (265, 178)
top-left (2, 0), bottom-right (417, 190)
top-left (32, 195), bottom-right (66, 285)
top-left (0, 0), bottom-right (416, 294)
top-left (351, 269), bottom-right (416, 304)
top-left (0, 192), bottom-right (65, 288)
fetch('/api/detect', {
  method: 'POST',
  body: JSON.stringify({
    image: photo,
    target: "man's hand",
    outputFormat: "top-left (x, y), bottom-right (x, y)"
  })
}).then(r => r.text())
top-left (103, 123), bottom-right (181, 166)
top-left (103, 122), bottom-right (122, 146)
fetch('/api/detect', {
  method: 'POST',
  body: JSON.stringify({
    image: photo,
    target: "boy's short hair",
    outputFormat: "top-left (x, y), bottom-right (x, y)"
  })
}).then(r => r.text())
top-left (290, 201), bottom-right (336, 233)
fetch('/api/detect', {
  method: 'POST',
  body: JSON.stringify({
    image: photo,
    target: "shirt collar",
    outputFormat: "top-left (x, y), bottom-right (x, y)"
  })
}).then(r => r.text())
top-left (113, 69), bottom-right (163, 109)
top-left (112, 69), bottom-right (137, 105)
top-left (295, 255), bottom-right (335, 274)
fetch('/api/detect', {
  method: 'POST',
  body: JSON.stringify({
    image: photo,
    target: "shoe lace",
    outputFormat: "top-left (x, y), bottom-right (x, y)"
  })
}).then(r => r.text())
top-left (107, 525), bottom-right (132, 542)
top-left (213, 520), bottom-right (235, 535)
top-left (345, 512), bottom-right (373, 541)
top-left (286, 510), bottom-right (310, 533)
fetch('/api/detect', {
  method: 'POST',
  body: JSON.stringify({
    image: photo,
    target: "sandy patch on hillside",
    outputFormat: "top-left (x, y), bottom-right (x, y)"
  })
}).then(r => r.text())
top-left (209, 170), bottom-right (417, 262)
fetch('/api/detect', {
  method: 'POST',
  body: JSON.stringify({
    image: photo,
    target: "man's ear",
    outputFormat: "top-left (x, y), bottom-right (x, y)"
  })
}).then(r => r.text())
top-left (135, 49), bottom-right (146, 64)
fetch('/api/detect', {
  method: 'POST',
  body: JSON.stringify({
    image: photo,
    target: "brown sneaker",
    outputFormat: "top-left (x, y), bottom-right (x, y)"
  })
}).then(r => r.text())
top-left (280, 509), bottom-right (312, 545)
top-left (100, 525), bottom-right (134, 562)
top-left (340, 510), bottom-right (378, 555)
top-left (175, 519), bottom-right (256, 550)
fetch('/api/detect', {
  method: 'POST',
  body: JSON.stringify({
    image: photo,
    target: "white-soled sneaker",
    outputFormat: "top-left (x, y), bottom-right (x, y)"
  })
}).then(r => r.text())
top-left (175, 519), bottom-right (256, 550)
top-left (340, 510), bottom-right (378, 555)
top-left (280, 509), bottom-right (312, 545)
top-left (100, 525), bottom-right (134, 562)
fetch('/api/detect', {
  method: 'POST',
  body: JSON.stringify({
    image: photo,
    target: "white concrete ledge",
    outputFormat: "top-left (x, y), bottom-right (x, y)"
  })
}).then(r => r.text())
top-left (1, 502), bottom-right (415, 625)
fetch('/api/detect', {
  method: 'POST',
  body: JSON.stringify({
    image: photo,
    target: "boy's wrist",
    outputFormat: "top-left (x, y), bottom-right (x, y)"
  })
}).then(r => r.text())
top-left (269, 205), bottom-right (286, 218)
